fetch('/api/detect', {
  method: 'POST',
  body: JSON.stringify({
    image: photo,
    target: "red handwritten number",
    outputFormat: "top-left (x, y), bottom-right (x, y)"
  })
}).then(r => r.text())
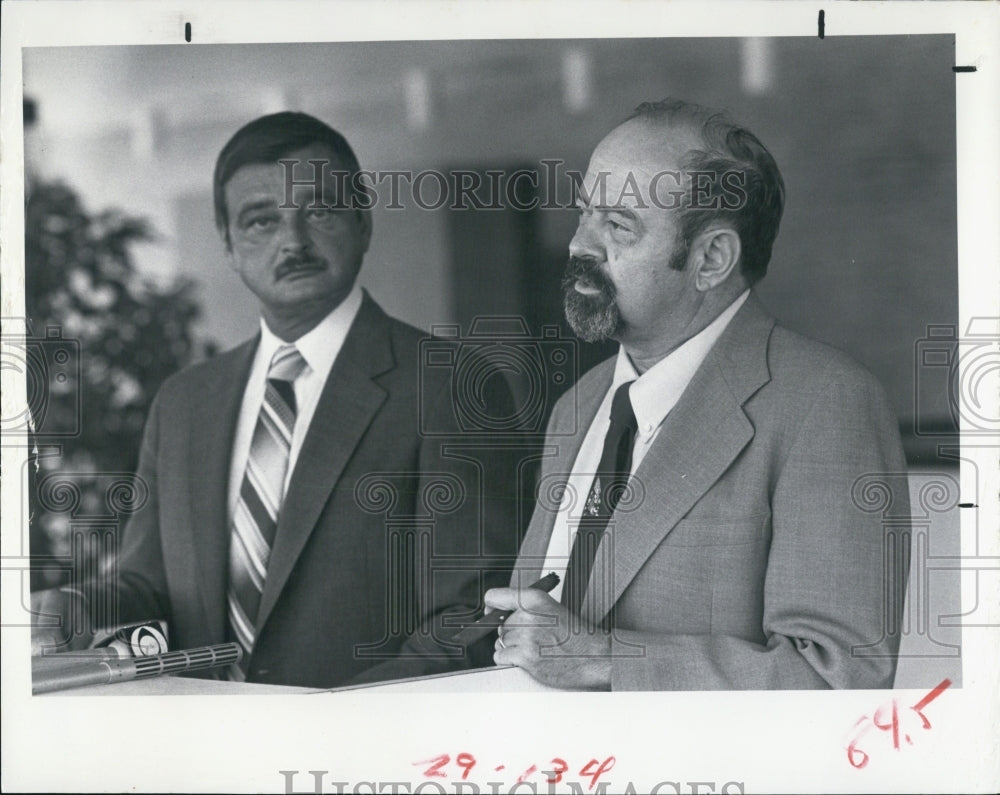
top-left (455, 753), bottom-right (476, 780)
top-left (847, 740), bottom-right (870, 769)
top-left (516, 764), bottom-right (538, 784)
top-left (872, 700), bottom-right (901, 749)
top-left (545, 758), bottom-right (569, 784)
top-left (846, 678), bottom-right (952, 769)
top-left (579, 757), bottom-right (616, 790)
top-left (847, 716), bottom-right (872, 769)
top-left (910, 678), bottom-right (951, 728)
top-left (413, 754), bottom-right (449, 778)
top-left (414, 752), bottom-right (621, 786)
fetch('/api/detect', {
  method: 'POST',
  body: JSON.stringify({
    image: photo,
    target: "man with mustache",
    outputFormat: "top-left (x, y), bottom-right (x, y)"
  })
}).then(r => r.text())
top-left (486, 99), bottom-right (909, 690)
top-left (32, 112), bottom-right (517, 688)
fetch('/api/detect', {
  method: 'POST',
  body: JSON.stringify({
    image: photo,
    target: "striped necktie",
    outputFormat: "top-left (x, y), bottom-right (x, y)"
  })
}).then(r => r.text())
top-left (226, 344), bottom-right (307, 680)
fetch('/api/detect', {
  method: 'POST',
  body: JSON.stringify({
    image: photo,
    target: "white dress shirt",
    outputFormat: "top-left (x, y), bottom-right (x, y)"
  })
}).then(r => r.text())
top-left (227, 284), bottom-right (364, 523)
top-left (542, 289), bottom-right (750, 601)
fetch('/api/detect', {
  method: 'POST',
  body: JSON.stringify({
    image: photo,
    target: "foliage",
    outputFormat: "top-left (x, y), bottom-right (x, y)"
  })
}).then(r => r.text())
top-left (25, 180), bottom-right (214, 586)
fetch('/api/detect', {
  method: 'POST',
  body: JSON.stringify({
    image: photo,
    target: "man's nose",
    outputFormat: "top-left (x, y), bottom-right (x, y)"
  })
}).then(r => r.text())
top-left (278, 211), bottom-right (311, 252)
top-left (568, 213), bottom-right (602, 261)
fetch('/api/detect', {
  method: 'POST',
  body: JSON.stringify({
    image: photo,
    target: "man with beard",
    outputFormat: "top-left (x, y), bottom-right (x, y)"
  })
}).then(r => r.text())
top-left (31, 112), bottom-right (517, 689)
top-left (485, 99), bottom-right (909, 690)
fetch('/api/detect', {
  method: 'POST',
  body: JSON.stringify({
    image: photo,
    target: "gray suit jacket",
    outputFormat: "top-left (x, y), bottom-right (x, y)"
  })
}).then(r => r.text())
top-left (112, 292), bottom-right (519, 687)
top-left (514, 293), bottom-right (909, 689)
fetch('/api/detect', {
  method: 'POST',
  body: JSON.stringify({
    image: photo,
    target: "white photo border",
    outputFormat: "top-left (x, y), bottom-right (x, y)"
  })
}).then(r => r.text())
top-left (2, 2), bottom-right (997, 793)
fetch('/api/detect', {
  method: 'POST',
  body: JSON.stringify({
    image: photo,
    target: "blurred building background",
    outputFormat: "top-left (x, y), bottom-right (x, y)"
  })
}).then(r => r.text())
top-left (23, 37), bottom-right (958, 434)
top-left (22, 37), bottom-right (962, 685)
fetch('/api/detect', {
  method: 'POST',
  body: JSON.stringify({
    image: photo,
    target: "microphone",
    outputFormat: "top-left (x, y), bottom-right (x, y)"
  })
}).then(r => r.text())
top-left (32, 643), bottom-right (243, 694)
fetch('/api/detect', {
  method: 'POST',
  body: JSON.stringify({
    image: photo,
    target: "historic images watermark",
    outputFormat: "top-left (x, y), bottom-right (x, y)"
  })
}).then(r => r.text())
top-left (278, 769), bottom-right (747, 794)
top-left (275, 158), bottom-right (750, 213)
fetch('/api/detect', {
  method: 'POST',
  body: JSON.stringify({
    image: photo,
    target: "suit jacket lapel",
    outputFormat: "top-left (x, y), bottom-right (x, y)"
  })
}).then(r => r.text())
top-left (512, 359), bottom-right (615, 586)
top-left (583, 293), bottom-right (775, 625)
top-left (256, 295), bottom-right (393, 633)
top-left (187, 337), bottom-right (258, 643)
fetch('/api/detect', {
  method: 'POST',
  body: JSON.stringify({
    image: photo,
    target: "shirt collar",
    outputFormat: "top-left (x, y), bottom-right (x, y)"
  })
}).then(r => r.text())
top-left (257, 283), bottom-right (364, 377)
top-left (611, 289), bottom-right (750, 437)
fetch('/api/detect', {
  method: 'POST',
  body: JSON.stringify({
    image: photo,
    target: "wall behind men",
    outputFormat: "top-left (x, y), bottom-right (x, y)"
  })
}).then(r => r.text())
top-left (23, 36), bottom-right (957, 437)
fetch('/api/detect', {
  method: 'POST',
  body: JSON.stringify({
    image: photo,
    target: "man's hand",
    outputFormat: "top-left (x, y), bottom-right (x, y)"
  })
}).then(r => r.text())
top-left (484, 587), bottom-right (612, 690)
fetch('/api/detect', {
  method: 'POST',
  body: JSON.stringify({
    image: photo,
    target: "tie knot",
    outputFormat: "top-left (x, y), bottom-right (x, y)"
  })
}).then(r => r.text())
top-left (608, 381), bottom-right (637, 432)
top-left (268, 345), bottom-right (307, 383)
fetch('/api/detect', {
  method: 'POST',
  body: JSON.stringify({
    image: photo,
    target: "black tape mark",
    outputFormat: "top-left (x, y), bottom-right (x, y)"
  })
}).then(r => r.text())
top-left (818, 10), bottom-right (825, 39)
top-left (952, 65), bottom-right (977, 73)
top-left (958, 503), bottom-right (978, 508)
top-left (185, 22), bottom-right (192, 43)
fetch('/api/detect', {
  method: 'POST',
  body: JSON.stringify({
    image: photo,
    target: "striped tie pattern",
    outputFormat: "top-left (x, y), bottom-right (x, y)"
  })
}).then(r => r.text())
top-left (226, 344), bottom-right (307, 680)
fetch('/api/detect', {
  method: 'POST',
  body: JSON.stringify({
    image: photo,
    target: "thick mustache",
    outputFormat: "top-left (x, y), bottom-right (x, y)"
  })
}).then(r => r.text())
top-left (275, 256), bottom-right (327, 279)
top-left (562, 256), bottom-right (615, 294)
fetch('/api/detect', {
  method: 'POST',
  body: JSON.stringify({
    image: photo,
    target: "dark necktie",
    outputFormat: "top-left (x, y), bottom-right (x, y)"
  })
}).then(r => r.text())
top-left (226, 344), bottom-right (307, 680)
top-left (562, 381), bottom-right (638, 618)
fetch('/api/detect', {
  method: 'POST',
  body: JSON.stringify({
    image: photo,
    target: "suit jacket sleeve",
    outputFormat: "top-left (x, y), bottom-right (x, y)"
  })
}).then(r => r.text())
top-left (348, 363), bottom-right (523, 683)
top-left (109, 386), bottom-right (174, 626)
top-left (609, 365), bottom-right (908, 690)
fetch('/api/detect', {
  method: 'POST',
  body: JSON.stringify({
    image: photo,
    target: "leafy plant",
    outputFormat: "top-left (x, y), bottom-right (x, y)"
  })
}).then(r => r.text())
top-left (25, 180), bottom-right (214, 588)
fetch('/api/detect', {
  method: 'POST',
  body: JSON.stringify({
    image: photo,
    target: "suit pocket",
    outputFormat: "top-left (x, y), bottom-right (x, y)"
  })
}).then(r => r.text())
top-left (662, 513), bottom-right (770, 546)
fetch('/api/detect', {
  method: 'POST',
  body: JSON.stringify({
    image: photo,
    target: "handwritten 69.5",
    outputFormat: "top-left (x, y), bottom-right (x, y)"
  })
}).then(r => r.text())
top-left (413, 753), bottom-right (615, 790)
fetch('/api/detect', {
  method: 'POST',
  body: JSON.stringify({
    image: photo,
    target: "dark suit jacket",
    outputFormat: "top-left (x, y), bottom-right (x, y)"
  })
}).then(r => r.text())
top-left (112, 292), bottom-right (520, 688)
top-left (514, 293), bottom-right (909, 689)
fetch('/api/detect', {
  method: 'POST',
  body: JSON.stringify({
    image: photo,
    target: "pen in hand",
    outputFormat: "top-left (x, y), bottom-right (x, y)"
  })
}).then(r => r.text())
top-left (450, 572), bottom-right (560, 645)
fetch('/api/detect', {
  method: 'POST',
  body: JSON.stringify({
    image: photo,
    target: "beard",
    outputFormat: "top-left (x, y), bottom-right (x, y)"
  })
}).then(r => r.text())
top-left (562, 256), bottom-right (621, 343)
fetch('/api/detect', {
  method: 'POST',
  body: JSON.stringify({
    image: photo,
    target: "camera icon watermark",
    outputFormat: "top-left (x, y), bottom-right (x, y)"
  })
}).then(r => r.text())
top-left (914, 318), bottom-right (1000, 436)
top-left (1, 322), bottom-right (81, 438)
top-left (419, 316), bottom-right (578, 436)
